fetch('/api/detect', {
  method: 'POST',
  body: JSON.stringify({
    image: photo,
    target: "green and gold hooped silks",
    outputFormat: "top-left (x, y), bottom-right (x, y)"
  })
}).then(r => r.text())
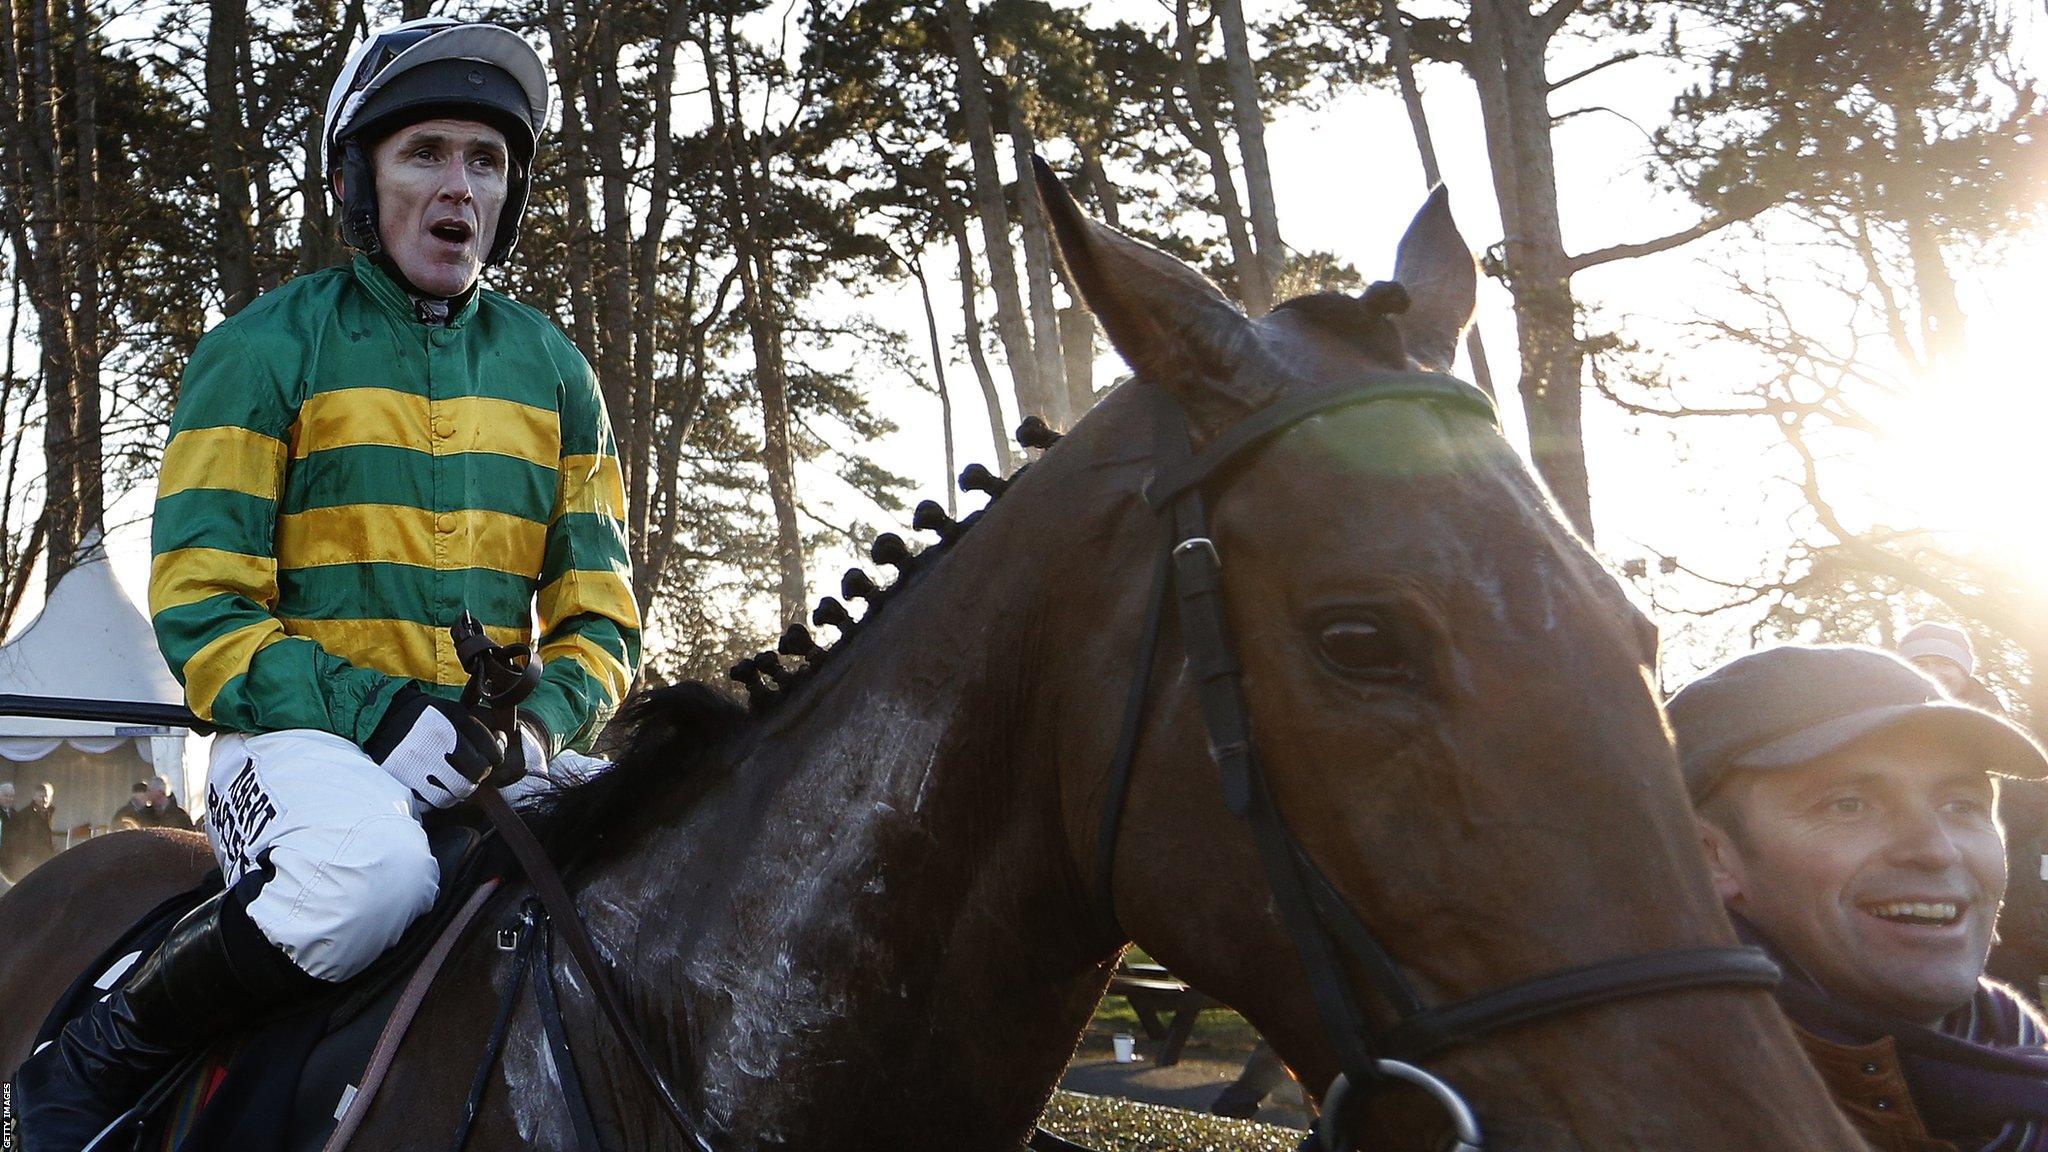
top-left (150, 255), bottom-right (638, 757)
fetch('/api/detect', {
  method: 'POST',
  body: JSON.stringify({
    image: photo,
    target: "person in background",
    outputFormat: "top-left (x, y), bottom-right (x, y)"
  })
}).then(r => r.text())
top-left (111, 781), bottom-right (156, 831)
top-left (1672, 645), bottom-right (2048, 1150)
top-left (1895, 621), bottom-right (2048, 1007)
top-left (0, 781), bottom-right (17, 880)
top-left (9, 781), bottom-right (57, 876)
top-left (145, 775), bottom-right (195, 831)
top-left (1899, 620), bottom-right (2007, 715)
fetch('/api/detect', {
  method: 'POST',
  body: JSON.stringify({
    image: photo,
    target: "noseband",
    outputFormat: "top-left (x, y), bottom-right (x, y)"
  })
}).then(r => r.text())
top-left (1091, 370), bottom-right (1780, 1152)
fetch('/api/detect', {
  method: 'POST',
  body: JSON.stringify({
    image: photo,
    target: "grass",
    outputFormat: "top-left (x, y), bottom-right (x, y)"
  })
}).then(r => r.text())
top-left (1080, 955), bottom-right (1264, 1058)
top-left (1039, 1091), bottom-right (1301, 1152)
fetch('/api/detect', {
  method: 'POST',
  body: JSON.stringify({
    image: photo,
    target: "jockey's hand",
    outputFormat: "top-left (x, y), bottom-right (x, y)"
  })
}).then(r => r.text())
top-left (365, 685), bottom-right (503, 809)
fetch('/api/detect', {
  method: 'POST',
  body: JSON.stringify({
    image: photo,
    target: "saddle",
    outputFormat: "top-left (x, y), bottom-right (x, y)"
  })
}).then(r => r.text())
top-left (33, 813), bottom-right (508, 1152)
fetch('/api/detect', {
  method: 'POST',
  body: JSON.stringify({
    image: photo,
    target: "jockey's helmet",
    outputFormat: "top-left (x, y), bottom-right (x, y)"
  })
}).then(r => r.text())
top-left (323, 18), bottom-right (551, 266)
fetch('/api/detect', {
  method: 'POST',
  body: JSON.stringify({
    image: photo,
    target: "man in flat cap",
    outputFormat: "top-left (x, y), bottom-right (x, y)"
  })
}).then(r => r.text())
top-left (1671, 645), bottom-right (2048, 1151)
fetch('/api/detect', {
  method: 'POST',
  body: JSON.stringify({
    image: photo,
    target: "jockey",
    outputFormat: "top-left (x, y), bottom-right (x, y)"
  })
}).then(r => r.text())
top-left (13, 19), bottom-right (639, 1149)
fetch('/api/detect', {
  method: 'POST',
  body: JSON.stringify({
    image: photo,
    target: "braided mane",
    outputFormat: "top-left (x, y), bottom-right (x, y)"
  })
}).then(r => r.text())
top-left (532, 284), bottom-right (1400, 864)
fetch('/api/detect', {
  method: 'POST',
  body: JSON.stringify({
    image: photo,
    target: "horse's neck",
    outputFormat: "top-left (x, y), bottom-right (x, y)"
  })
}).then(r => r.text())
top-left (573, 460), bottom-right (1141, 1145)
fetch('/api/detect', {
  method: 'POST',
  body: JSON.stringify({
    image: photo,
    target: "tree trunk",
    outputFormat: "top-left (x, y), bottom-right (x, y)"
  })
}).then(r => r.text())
top-left (1889, 92), bottom-right (1966, 369)
top-left (943, 0), bottom-right (1043, 422)
top-left (946, 204), bottom-right (1018, 474)
top-left (590, 7), bottom-right (637, 523)
top-left (1061, 304), bottom-right (1097, 417)
top-left (910, 255), bottom-right (959, 517)
top-left (713, 15), bottom-right (805, 622)
top-left (67, 0), bottom-right (101, 565)
top-left (13, 0), bottom-right (83, 586)
top-left (1466, 0), bottom-right (1591, 539)
top-left (297, 0), bottom-right (361, 272)
top-left (1079, 143), bottom-right (1120, 229)
top-left (207, 0), bottom-right (256, 313)
top-left (545, 0), bottom-right (597, 356)
top-left (1217, 0), bottom-right (1282, 296)
top-left (1003, 85), bottom-right (1068, 428)
top-left (628, 6), bottom-right (689, 614)
top-left (0, 260), bottom-right (45, 634)
top-left (1172, 0), bottom-right (1269, 315)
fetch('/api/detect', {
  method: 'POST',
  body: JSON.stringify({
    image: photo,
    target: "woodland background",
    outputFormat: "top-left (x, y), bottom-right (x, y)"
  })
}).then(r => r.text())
top-left (2, 0), bottom-right (2044, 719)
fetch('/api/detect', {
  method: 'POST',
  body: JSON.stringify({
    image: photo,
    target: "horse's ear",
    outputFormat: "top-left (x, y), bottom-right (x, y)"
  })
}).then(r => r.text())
top-left (1389, 186), bottom-right (1477, 373)
top-left (1032, 156), bottom-right (1263, 409)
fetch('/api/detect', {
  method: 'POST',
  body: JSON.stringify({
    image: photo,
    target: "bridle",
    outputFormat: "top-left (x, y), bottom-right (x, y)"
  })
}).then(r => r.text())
top-left (1090, 369), bottom-right (1781, 1152)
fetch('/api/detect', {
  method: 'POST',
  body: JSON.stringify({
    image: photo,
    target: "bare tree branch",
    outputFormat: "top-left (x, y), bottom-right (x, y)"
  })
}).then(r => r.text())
top-left (1548, 50), bottom-right (1641, 94)
top-left (1536, 0), bottom-right (1583, 39)
top-left (1569, 203), bottom-right (1766, 273)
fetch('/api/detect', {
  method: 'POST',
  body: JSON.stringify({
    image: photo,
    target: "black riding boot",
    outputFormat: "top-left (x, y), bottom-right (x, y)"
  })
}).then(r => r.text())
top-left (12, 889), bottom-right (327, 1152)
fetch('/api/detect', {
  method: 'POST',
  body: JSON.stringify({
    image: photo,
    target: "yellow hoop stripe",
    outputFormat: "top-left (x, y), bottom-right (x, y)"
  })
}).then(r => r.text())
top-left (540, 632), bottom-right (632, 704)
top-left (537, 570), bottom-right (641, 632)
top-left (280, 616), bottom-right (530, 686)
top-left (149, 547), bottom-right (279, 615)
top-left (556, 453), bottom-right (627, 520)
top-left (157, 426), bottom-right (289, 502)
top-left (291, 389), bottom-right (560, 469)
top-left (276, 505), bottom-right (547, 577)
top-left (184, 622), bottom-right (288, 720)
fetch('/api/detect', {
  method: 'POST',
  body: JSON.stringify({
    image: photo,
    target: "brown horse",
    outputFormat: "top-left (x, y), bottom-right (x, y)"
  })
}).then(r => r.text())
top-left (0, 174), bottom-right (1864, 1151)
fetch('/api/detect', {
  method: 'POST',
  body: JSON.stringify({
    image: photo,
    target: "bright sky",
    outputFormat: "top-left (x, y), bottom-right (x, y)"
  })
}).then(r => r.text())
top-left (69, 1), bottom-right (2048, 695)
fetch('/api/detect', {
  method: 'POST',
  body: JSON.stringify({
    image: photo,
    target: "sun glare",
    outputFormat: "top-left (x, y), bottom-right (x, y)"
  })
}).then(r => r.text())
top-left (1871, 244), bottom-right (2048, 587)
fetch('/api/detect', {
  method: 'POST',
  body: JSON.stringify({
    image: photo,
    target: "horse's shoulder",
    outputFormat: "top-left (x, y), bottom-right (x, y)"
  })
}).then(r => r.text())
top-left (0, 829), bottom-right (212, 1072)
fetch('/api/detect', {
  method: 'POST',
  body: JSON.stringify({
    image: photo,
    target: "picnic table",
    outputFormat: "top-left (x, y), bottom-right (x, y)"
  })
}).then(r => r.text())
top-left (1104, 962), bottom-right (1219, 1068)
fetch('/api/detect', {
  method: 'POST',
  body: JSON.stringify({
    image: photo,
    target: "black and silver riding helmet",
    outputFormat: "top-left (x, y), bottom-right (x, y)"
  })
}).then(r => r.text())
top-left (323, 18), bottom-right (551, 266)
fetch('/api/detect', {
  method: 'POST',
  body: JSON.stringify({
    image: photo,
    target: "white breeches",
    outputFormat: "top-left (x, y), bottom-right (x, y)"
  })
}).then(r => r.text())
top-left (205, 730), bottom-right (438, 982)
top-left (204, 729), bottom-right (609, 982)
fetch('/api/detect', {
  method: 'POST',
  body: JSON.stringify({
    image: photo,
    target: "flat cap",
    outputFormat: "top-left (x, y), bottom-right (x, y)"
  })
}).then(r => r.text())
top-left (1667, 644), bottom-right (2047, 800)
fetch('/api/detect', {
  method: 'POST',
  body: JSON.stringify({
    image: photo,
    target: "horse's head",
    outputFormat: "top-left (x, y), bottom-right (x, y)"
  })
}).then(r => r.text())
top-left (1031, 163), bottom-right (1860, 1150)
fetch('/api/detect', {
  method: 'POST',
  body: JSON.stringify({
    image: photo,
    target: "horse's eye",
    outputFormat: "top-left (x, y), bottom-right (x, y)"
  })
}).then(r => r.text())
top-left (1318, 618), bottom-right (1406, 678)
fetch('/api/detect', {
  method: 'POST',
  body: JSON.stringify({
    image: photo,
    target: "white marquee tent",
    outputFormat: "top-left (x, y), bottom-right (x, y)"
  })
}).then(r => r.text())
top-left (0, 539), bottom-right (198, 840)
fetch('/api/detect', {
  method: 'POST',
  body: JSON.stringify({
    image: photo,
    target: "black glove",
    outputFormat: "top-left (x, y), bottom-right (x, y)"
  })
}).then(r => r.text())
top-left (364, 685), bottom-right (503, 809)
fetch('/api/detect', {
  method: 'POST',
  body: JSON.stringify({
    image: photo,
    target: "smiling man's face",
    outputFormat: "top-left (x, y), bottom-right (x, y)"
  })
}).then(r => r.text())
top-left (1701, 726), bottom-right (2006, 1025)
top-left (369, 118), bottom-right (508, 298)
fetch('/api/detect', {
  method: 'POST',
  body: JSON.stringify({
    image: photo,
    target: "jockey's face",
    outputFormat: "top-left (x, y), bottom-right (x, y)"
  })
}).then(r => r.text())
top-left (369, 118), bottom-right (508, 298)
top-left (1701, 726), bottom-right (2005, 1026)
top-left (1912, 655), bottom-right (1972, 697)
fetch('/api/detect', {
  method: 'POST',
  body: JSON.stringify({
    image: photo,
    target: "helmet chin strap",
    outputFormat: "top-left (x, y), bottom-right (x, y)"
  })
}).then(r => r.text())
top-left (338, 138), bottom-right (382, 256)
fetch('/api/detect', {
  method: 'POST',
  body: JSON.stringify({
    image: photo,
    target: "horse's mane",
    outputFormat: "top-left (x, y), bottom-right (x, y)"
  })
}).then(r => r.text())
top-left (529, 284), bottom-right (1411, 865)
top-left (528, 681), bottom-right (749, 862)
top-left (529, 445), bottom-right (1006, 863)
top-left (1268, 285), bottom-right (1411, 362)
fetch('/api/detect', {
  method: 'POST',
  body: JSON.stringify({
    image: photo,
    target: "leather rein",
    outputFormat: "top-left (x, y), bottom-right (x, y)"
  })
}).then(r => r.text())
top-left (1089, 371), bottom-right (1781, 1152)
top-left (451, 619), bottom-right (716, 1152)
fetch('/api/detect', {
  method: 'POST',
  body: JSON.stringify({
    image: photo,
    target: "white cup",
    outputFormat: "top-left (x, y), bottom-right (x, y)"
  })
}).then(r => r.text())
top-left (1113, 1032), bottom-right (1137, 1063)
